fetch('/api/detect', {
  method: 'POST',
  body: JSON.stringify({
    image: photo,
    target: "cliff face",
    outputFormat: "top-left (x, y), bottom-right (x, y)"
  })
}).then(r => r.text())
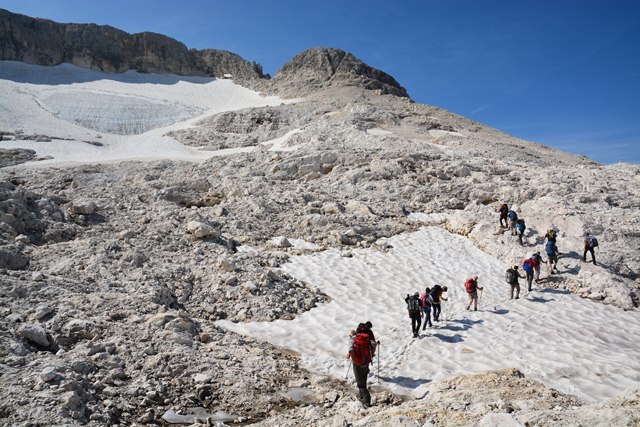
top-left (0, 8), bottom-right (264, 80)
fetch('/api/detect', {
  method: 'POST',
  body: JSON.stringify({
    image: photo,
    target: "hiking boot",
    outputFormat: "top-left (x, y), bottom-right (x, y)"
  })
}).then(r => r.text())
top-left (473, 307), bottom-right (478, 311)
top-left (515, 296), bottom-right (520, 299)
top-left (466, 306), bottom-right (470, 311)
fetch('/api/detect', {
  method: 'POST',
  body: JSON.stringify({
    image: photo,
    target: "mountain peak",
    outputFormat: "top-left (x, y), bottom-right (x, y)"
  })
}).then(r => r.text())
top-left (271, 47), bottom-right (408, 98)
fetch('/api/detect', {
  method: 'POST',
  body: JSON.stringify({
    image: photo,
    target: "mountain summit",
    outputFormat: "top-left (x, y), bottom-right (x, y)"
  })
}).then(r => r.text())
top-left (269, 47), bottom-right (408, 97)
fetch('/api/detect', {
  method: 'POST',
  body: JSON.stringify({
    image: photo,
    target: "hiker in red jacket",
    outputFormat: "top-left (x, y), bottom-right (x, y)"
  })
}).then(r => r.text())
top-left (522, 257), bottom-right (537, 291)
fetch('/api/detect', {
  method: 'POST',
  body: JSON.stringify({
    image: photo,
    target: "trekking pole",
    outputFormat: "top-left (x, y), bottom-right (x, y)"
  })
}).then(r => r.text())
top-left (345, 361), bottom-right (351, 379)
top-left (377, 342), bottom-right (380, 383)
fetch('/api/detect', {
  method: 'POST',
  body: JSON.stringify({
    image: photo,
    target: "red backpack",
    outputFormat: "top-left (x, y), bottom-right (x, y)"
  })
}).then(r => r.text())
top-left (352, 333), bottom-right (372, 366)
top-left (464, 278), bottom-right (476, 293)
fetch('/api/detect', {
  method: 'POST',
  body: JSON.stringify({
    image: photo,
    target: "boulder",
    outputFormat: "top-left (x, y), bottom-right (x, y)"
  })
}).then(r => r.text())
top-left (18, 324), bottom-right (50, 347)
top-left (186, 221), bottom-right (220, 238)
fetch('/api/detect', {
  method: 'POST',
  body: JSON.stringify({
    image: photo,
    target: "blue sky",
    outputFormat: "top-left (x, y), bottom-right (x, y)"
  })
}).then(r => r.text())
top-left (3, 0), bottom-right (639, 164)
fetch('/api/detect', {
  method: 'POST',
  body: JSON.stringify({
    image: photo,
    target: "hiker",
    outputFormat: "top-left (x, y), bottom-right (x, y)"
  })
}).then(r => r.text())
top-left (583, 233), bottom-right (598, 265)
top-left (522, 257), bottom-right (537, 291)
top-left (498, 203), bottom-right (509, 228)
top-left (508, 209), bottom-right (518, 236)
top-left (363, 321), bottom-right (379, 356)
top-left (544, 227), bottom-right (559, 251)
top-left (516, 218), bottom-right (526, 245)
top-left (532, 251), bottom-right (546, 282)
top-left (505, 265), bottom-right (524, 299)
top-left (405, 293), bottom-right (422, 337)
top-left (545, 227), bottom-right (558, 244)
top-left (545, 240), bottom-right (560, 273)
top-left (464, 276), bottom-right (483, 311)
top-left (430, 285), bottom-right (448, 322)
top-left (420, 287), bottom-right (433, 330)
top-left (348, 323), bottom-right (373, 407)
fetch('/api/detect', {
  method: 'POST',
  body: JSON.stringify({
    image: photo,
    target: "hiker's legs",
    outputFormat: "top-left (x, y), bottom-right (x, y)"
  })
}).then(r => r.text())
top-left (411, 314), bottom-right (421, 336)
top-left (510, 284), bottom-right (515, 299)
top-left (518, 231), bottom-right (523, 245)
top-left (534, 266), bottom-right (541, 282)
top-left (588, 247), bottom-right (596, 264)
top-left (515, 283), bottom-right (520, 299)
top-left (526, 271), bottom-right (534, 291)
top-left (353, 364), bottom-right (370, 406)
top-left (422, 308), bottom-right (431, 329)
top-left (433, 304), bottom-right (441, 321)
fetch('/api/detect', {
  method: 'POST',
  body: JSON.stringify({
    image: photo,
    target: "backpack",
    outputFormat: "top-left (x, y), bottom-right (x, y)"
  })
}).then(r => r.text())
top-left (407, 295), bottom-right (421, 313)
top-left (588, 236), bottom-right (599, 248)
top-left (522, 259), bottom-right (535, 272)
top-left (420, 292), bottom-right (431, 307)
top-left (352, 333), bottom-right (372, 366)
top-left (545, 241), bottom-right (556, 255)
top-left (516, 219), bottom-right (526, 232)
top-left (508, 210), bottom-right (518, 221)
top-left (464, 278), bottom-right (476, 293)
top-left (505, 268), bottom-right (517, 284)
top-left (430, 285), bottom-right (442, 299)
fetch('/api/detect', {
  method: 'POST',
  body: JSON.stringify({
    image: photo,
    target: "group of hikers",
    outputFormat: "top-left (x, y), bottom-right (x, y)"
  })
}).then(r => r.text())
top-left (346, 202), bottom-right (601, 407)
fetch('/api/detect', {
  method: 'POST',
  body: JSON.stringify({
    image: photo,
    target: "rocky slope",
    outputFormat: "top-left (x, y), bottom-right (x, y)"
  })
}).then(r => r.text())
top-left (2, 84), bottom-right (639, 425)
top-left (1, 9), bottom-right (640, 427)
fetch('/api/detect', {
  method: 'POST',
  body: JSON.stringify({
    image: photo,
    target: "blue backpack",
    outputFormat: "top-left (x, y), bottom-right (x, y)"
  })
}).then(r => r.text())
top-left (516, 219), bottom-right (526, 232)
top-left (545, 241), bottom-right (556, 255)
top-left (523, 259), bottom-right (534, 272)
top-left (508, 210), bottom-right (518, 221)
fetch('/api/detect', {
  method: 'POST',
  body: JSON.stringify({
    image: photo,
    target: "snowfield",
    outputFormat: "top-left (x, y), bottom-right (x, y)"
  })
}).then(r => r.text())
top-left (0, 61), bottom-right (291, 164)
top-left (219, 226), bottom-right (640, 402)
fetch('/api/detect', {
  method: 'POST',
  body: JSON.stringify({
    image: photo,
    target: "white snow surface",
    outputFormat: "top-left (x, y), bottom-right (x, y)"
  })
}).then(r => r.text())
top-left (0, 61), bottom-right (291, 165)
top-left (219, 226), bottom-right (640, 402)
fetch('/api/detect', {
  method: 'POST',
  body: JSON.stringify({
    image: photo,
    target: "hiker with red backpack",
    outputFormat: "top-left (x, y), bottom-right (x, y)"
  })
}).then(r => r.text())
top-left (498, 203), bottom-right (509, 228)
top-left (348, 323), bottom-right (373, 407)
top-left (405, 293), bottom-right (423, 337)
top-left (420, 287), bottom-right (433, 330)
top-left (363, 321), bottom-right (379, 356)
top-left (464, 276), bottom-right (483, 311)
top-left (522, 257), bottom-right (537, 291)
top-left (532, 252), bottom-right (546, 283)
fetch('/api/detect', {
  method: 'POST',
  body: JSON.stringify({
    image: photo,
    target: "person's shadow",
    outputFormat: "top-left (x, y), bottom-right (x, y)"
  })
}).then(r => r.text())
top-left (377, 375), bottom-right (431, 389)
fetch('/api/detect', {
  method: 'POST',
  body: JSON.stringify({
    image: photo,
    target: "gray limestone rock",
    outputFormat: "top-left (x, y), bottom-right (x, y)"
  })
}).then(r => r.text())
top-left (18, 324), bottom-right (50, 347)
